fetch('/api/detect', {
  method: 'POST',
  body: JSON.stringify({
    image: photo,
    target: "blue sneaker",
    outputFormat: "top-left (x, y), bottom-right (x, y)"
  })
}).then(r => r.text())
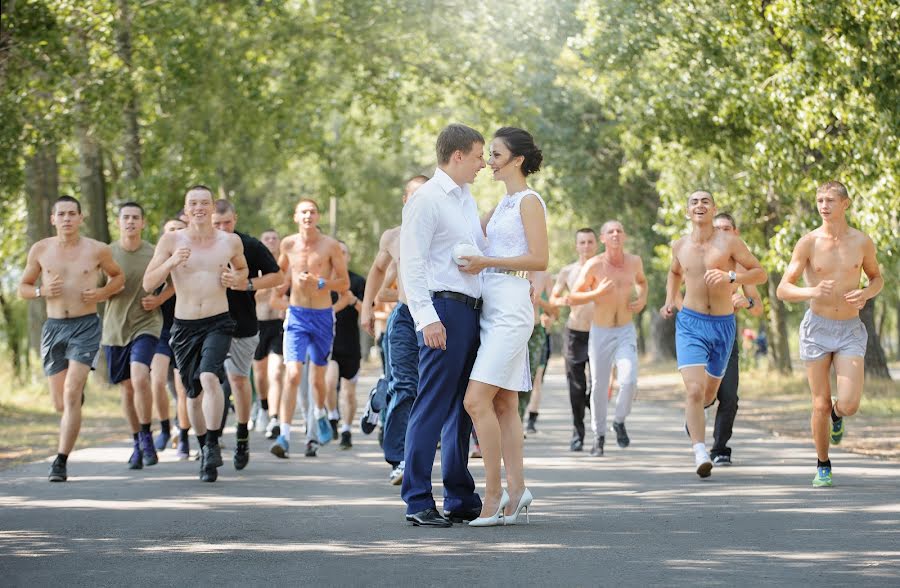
top-left (812, 466), bottom-right (833, 487)
top-left (317, 415), bottom-right (333, 444)
top-left (139, 431), bottom-right (158, 466)
top-left (830, 418), bottom-right (845, 445)
top-left (154, 429), bottom-right (171, 452)
top-left (270, 435), bottom-right (289, 458)
top-left (176, 437), bottom-right (190, 460)
top-left (128, 441), bottom-right (143, 470)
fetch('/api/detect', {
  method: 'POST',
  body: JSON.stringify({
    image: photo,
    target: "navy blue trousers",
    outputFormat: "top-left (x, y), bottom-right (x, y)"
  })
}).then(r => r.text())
top-left (401, 297), bottom-right (482, 514)
top-left (383, 304), bottom-right (419, 466)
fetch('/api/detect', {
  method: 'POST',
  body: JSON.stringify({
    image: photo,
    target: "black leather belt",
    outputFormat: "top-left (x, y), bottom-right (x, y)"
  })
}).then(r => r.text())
top-left (432, 291), bottom-right (482, 310)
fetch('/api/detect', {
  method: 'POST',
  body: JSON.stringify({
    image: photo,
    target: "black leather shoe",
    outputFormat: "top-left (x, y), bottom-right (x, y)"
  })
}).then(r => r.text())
top-left (443, 507), bottom-right (480, 523)
top-left (406, 508), bottom-right (452, 527)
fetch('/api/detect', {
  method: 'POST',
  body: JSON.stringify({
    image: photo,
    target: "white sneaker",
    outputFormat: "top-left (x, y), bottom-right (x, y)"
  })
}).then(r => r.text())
top-left (253, 409), bottom-right (268, 433)
top-left (265, 417), bottom-right (280, 440)
top-left (389, 462), bottom-right (404, 486)
top-left (694, 450), bottom-right (713, 478)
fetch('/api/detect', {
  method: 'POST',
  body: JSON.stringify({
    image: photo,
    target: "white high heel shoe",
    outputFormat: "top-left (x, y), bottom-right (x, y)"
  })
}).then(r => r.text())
top-left (468, 490), bottom-right (509, 527)
top-left (503, 488), bottom-right (533, 525)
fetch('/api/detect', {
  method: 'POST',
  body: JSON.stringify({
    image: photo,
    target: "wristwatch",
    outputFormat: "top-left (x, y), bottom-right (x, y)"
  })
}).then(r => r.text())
top-left (728, 270), bottom-right (737, 283)
top-left (246, 279), bottom-right (254, 292)
top-left (35, 286), bottom-right (41, 298)
top-left (747, 297), bottom-right (755, 309)
top-left (317, 277), bottom-right (326, 290)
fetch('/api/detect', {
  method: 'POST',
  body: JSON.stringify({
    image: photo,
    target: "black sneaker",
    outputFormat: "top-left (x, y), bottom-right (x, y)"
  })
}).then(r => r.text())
top-left (570, 437), bottom-right (584, 452)
top-left (612, 421), bottom-right (630, 448)
top-left (233, 439), bottom-right (250, 470)
top-left (712, 454), bottom-right (732, 466)
top-left (526, 421), bottom-right (538, 435)
top-left (48, 457), bottom-right (67, 482)
top-left (128, 442), bottom-right (143, 470)
top-left (339, 431), bottom-right (352, 450)
top-left (200, 445), bottom-right (218, 482)
top-left (329, 418), bottom-right (339, 440)
top-left (590, 436), bottom-right (605, 457)
top-left (206, 441), bottom-right (224, 468)
top-left (305, 440), bottom-right (319, 457)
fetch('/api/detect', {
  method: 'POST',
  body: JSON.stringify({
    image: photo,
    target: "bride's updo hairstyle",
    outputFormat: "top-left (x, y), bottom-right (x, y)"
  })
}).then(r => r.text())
top-left (494, 127), bottom-right (543, 177)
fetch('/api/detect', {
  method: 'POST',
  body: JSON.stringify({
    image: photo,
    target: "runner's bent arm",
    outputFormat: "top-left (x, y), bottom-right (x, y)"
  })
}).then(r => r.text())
top-left (142, 233), bottom-right (179, 292)
top-left (17, 244), bottom-right (44, 299)
top-left (776, 237), bottom-right (817, 302)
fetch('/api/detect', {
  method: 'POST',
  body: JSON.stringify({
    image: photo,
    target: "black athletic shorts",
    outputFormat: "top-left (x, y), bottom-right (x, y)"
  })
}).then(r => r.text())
top-left (332, 351), bottom-right (361, 381)
top-left (170, 312), bottom-right (235, 399)
top-left (254, 319), bottom-right (284, 361)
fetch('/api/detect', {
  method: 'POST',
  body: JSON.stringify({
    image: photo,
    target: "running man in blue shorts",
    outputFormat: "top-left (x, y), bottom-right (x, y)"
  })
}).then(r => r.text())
top-left (271, 198), bottom-right (349, 458)
top-left (777, 181), bottom-right (883, 487)
top-left (660, 191), bottom-right (766, 478)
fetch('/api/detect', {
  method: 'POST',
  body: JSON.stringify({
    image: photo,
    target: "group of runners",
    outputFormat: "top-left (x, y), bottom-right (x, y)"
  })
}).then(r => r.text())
top-left (19, 177), bottom-right (882, 489)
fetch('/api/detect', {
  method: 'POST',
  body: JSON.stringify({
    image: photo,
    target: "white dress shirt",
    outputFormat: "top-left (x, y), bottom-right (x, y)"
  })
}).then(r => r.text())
top-left (400, 167), bottom-right (485, 331)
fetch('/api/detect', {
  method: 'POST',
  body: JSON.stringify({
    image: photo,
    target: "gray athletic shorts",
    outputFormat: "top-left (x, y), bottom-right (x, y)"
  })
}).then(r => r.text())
top-left (799, 309), bottom-right (867, 362)
top-left (41, 314), bottom-right (101, 376)
top-left (225, 333), bottom-right (260, 376)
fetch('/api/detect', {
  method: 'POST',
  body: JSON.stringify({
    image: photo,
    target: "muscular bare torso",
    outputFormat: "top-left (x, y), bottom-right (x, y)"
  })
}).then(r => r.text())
top-left (562, 262), bottom-right (593, 331)
top-left (35, 237), bottom-right (107, 319)
top-left (283, 232), bottom-right (337, 309)
top-left (590, 254), bottom-right (642, 328)
top-left (802, 228), bottom-right (869, 320)
top-left (674, 231), bottom-right (737, 316)
top-left (170, 230), bottom-right (235, 320)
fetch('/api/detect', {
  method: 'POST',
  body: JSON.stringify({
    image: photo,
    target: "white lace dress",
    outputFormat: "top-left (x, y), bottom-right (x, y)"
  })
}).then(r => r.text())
top-left (469, 189), bottom-right (546, 392)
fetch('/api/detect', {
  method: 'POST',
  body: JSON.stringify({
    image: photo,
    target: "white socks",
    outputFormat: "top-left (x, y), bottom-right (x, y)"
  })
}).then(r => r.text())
top-left (693, 442), bottom-right (709, 462)
top-left (282, 423), bottom-right (291, 442)
top-left (314, 407), bottom-right (327, 420)
top-left (339, 424), bottom-right (351, 433)
top-left (328, 409), bottom-right (340, 420)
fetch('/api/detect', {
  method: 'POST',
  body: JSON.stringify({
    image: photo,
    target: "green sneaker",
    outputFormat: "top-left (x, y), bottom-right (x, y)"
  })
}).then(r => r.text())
top-left (830, 417), bottom-right (845, 445)
top-left (812, 466), bottom-right (833, 487)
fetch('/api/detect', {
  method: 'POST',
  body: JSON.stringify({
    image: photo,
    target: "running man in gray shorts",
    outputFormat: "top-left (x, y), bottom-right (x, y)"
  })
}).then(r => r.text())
top-left (18, 196), bottom-right (124, 482)
top-left (569, 221), bottom-right (648, 457)
top-left (778, 181), bottom-right (883, 488)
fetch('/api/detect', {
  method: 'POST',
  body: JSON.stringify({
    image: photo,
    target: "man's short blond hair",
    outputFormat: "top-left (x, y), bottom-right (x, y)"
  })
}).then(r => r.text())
top-left (817, 181), bottom-right (849, 200)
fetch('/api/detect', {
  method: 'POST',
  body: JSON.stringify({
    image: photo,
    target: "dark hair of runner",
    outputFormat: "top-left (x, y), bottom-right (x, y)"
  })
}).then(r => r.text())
top-left (214, 199), bottom-right (236, 215)
top-left (436, 124), bottom-right (485, 165)
top-left (493, 127), bottom-right (543, 176)
top-left (575, 227), bottom-right (597, 239)
top-left (714, 212), bottom-right (736, 229)
top-left (52, 195), bottom-right (81, 214)
top-left (817, 180), bottom-right (849, 200)
top-left (118, 201), bottom-right (144, 217)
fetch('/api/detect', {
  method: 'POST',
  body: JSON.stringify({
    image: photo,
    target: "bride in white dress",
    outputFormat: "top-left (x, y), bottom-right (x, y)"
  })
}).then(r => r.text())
top-left (459, 127), bottom-right (548, 526)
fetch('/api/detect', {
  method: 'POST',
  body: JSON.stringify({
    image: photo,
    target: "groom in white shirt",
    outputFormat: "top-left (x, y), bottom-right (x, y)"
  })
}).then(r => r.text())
top-left (399, 124), bottom-right (487, 527)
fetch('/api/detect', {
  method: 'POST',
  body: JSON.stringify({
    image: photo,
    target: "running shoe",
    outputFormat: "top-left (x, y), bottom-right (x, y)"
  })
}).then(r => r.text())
top-left (812, 466), bottom-right (833, 487)
top-left (253, 409), bottom-right (268, 433)
top-left (200, 445), bottom-right (218, 483)
top-left (317, 415), bottom-right (333, 444)
top-left (712, 454), bottom-right (732, 466)
top-left (695, 450), bottom-right (713, 478)
top-left (176, 437), bottom-right (190, 460)
top-left (339, 431), bottom-right (352, 450)
top-left (234, 439), bottom-right (250, 470)
top-left (154, 429), bottom-right (171, 452)
top-left (128, 441), bottom-right (143, 470)
top-left (329, 418), bottom-right (339, 440)
top-left (569, 437), bottom-right (584, 452)
top-left (830, 417), bottom-right (845, 445)
top-left (590, 436), bottom-right (605, 457)
top-left (526, 420), bottom-right (538, 435)
top-left (270, 435), bottom-right (289, 458)
top-left (390, 462), bottom-right (405, 486)
top-left (612, 421), bottom-right (630, 448)
top-left (206, 441), bottom-right (224, 468)
top-left (305, 440), bottom-right (319, 457)
top-left (265, 417), bottom-right (280, 440)
top-left (139, 431), bottom-right (159, 466)
top-left (48, 457), bottom-right (67, 482)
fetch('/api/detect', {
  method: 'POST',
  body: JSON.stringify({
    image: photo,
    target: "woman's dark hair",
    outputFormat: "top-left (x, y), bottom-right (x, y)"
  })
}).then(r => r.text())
top-left (494, 127), bottom-right (543, 176)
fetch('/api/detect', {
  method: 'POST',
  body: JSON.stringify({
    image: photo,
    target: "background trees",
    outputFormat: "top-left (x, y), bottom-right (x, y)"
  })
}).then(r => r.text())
top-left (1, 0), bottom-right (896, 378)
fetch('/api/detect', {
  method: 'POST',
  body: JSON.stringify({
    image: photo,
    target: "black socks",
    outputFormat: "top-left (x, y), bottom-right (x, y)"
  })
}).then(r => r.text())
top-left (207, 429), bottom-right (222, 445)
top-left (140, 423), bottom-right (151, 434)
top-left (236, 423), bottom-right (249, 439)
top-left (179, 428), bottom-right (190, 443)
top-left (132, 432), bottom-right (139, 441)
top-left (831, 405), bottom-right (841, 423)
top-left (160, 419), bottom-right (171, 434)
top-left (818, 459), bottom-right (832, 469)
top-left (260, 399), bottom-right (269, 411)
top-left (56, 453), bottom-right (68, 465)
top-left (197, 433), bottom-right (207, 448)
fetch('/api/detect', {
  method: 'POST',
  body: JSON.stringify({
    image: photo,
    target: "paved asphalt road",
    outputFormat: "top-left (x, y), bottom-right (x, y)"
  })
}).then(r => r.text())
top-left (2, 367), bottom-right (898, 587)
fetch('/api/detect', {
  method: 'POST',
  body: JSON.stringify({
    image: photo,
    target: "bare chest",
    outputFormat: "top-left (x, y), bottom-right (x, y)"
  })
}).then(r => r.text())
top-left (287, 241), bottom-right (332, 274)
top-left (808, 239), bottom-right (863, 280)
top-left (678, 241), bottom-right (731, 276)
top-left (175, 239), bottom-right (232, 277)
top-left (40, 245), bottom-right (99, 283)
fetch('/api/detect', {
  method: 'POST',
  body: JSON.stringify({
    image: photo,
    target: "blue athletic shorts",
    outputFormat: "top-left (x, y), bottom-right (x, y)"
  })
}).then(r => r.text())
top-left (284, 306), bottom-right (334, 366)
top-left (105, 334), bottom-right (159, 385)
top-left (154, 326), bottom-right (173, 358)
top-left (675, 307), bottom-right (736, 379)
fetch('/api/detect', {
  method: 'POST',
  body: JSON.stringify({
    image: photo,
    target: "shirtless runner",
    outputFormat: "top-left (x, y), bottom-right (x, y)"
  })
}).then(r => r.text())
top-left (18, 195), bottom-right (124, 482)
top-left (776, 181), bottom-right (883, 487)
top-left (252, 229), bottom-right (287, 440)
top-left (660, 191), bottom-right (766, 478)
top-left (570, 220), bottom-right (648, 456)
top-left (143, 185), bottom-right (248, 483)
top-left (549, 228), bottom-right (598, 451)
top-left (271, 198), bottom-right (349, 459)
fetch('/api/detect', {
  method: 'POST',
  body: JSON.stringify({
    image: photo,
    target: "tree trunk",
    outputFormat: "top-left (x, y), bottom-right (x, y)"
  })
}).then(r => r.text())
top-left (636, 309), bottom-right (646, 355)
top-left (24, 143), bottom-right (57, 352)
top-left (117, 0), bottom-right (141, 189)
top-left (77, 124), bottom-right (110, 242)
top-left (765, 273), bottom-right (793, 374)
top-left (649, 312), bottom-right (676, 361)
top-left (896, 298), bottom-right (900, 360)
top-left (860, 298), bottom-right (891, 379)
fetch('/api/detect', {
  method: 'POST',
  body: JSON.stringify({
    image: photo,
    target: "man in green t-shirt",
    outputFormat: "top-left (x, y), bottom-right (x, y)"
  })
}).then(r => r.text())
top-left (102, 202), bottom-right (167, 469)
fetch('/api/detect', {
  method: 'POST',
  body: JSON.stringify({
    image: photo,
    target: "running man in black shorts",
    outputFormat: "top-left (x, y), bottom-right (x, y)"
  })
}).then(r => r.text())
top-left (18, 196), bottom-right (124, 482)
top-left (327, 240), bottom-right (366, 449)
top-left (144, 186), bottom-right (248, 482)
top-left (252, 229), bottom-right (287, 439)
